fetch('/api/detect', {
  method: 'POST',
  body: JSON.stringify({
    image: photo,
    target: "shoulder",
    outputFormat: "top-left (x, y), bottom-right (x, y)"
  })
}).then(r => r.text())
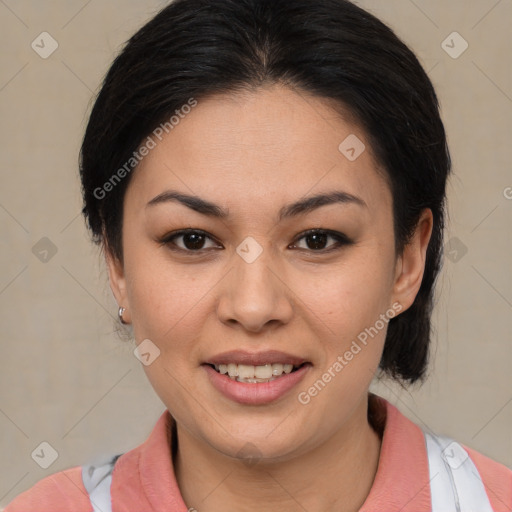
top-left (370, 395), bottom-right (512, 511)
top-left (2, 466), bottom-right (93, 512)
top-left (464, 444), bottom-right (512, 511)
top-left (2, 411), bottom-right (171, 512)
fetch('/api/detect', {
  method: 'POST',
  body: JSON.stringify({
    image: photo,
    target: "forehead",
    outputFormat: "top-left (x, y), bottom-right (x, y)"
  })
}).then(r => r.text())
top-left (126, 84), bottom-right (391, 219)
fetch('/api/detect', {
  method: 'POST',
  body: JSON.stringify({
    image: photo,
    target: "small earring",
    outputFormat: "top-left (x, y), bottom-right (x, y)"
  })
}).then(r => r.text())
top-left (118, 306), bottom-right (128, 325)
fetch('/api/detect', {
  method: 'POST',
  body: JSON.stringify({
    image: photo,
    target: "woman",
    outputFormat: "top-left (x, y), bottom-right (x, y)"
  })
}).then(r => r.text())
top-left (5, 0), bottom-right (511, 510)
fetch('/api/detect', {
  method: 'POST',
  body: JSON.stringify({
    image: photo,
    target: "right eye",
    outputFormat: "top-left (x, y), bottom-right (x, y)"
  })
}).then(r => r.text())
top-left (159, 229), bottom-right (222, 253)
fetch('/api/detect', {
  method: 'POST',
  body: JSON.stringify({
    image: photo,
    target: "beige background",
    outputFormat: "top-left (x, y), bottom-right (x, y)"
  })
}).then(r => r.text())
top-left (1, 0), bottom-right (511, 505)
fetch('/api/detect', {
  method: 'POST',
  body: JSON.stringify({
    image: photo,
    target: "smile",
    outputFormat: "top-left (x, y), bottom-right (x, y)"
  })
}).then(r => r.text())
top-left (208, 363), bottom-right (304, 383)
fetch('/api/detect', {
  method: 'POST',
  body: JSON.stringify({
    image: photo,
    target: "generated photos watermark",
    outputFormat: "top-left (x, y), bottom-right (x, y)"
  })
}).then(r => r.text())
top-left (93, 98), bottom-right (198, 200)
top-left (297, 301), bottom-right (403, 405)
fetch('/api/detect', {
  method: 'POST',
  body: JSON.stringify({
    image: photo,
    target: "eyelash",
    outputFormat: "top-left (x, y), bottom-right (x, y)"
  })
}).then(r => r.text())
top-left (158, 228), bottom-right (353, 255)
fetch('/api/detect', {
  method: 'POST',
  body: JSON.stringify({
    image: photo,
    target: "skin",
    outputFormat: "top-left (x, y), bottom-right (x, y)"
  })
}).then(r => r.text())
top-left (106, 84), bottom-right (433, 512)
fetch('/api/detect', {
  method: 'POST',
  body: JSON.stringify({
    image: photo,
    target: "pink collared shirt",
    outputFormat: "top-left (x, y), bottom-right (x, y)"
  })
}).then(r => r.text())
top-left (4, 396), bottom-right (512, 511)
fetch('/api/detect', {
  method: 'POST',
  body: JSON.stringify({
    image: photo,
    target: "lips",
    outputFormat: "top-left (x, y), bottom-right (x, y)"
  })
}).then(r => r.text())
top-left (203, 363), bottom-right (311, 405)
top-left (204, 349), bottom-right (308, 367)
top-left (201, 349), bottom-right (312, 405)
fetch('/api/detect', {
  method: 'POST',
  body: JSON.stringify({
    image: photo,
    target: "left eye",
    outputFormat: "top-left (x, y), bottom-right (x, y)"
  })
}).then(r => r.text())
top-left (290, 229), bottom-right (351, 252)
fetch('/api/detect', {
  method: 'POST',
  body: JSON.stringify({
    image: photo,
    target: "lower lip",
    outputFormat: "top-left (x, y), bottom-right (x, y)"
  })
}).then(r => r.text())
top-left (202, 364), bottom-right (311, 405)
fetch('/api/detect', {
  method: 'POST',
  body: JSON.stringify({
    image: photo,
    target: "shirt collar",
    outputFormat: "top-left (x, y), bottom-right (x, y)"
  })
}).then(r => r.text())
top-left (112, 394), bottom-right (432, 511)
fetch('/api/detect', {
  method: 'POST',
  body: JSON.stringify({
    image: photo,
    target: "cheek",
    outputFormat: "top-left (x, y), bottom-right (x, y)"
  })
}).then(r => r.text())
top-left (299, 268), bottom-right (393, 409)
top-left (124, 248), bottom-right (218, 357)
top-left (126, 261), bottom-right (211, 406)
top-left (303, 249), bottom-right (395, 330)
top-left (294, 251), bottom-right (396, 397)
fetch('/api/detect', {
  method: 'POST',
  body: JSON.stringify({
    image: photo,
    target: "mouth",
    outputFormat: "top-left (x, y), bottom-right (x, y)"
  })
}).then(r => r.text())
top-left (202, 350), bottom-right (312, 404)
top-left (204, 362), bottom-right (307, 383)
top-left (202, 360), bottom-right (312, 405)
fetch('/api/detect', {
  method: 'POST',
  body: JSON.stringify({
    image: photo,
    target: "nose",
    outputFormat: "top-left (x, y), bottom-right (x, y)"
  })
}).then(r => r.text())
top-left (216, 241), bottom-right (294, 333)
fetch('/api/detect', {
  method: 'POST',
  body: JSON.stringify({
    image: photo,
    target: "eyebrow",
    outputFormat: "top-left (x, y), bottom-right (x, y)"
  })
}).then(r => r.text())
top-left (146, 189), bottom-right (367, 221)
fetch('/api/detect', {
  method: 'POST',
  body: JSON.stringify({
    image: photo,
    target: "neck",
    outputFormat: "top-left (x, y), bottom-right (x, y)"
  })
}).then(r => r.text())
top-left (173, 393), bottom-right (382, 512)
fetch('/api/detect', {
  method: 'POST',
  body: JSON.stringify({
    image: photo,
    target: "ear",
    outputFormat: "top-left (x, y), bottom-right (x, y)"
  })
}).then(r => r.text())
top-left (391, 208), bottom-right (433, 313)
top-left (104, 246), bottom-right (131, 324)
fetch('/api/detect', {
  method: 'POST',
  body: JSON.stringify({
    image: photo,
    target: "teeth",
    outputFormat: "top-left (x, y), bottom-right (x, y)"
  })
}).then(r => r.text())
top-left (255, 364), bottom-right (273, 379)
top-left (272, 363), bottom-right (283, 376)
top-left (237, 364), bottom-right (254, 379)
top-left (227, 363), bottom-right (238, 377)
top-left (213, 362), bottom-right (299, 382)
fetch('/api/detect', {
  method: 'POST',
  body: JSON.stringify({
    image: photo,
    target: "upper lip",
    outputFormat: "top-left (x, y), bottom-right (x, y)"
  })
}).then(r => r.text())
top-left (204, 350), bottom-right (308, 367)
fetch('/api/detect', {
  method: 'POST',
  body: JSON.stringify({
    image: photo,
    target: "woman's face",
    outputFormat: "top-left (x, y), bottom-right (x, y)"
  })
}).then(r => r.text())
top-left (108, 84), bottom-right (431, 462)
